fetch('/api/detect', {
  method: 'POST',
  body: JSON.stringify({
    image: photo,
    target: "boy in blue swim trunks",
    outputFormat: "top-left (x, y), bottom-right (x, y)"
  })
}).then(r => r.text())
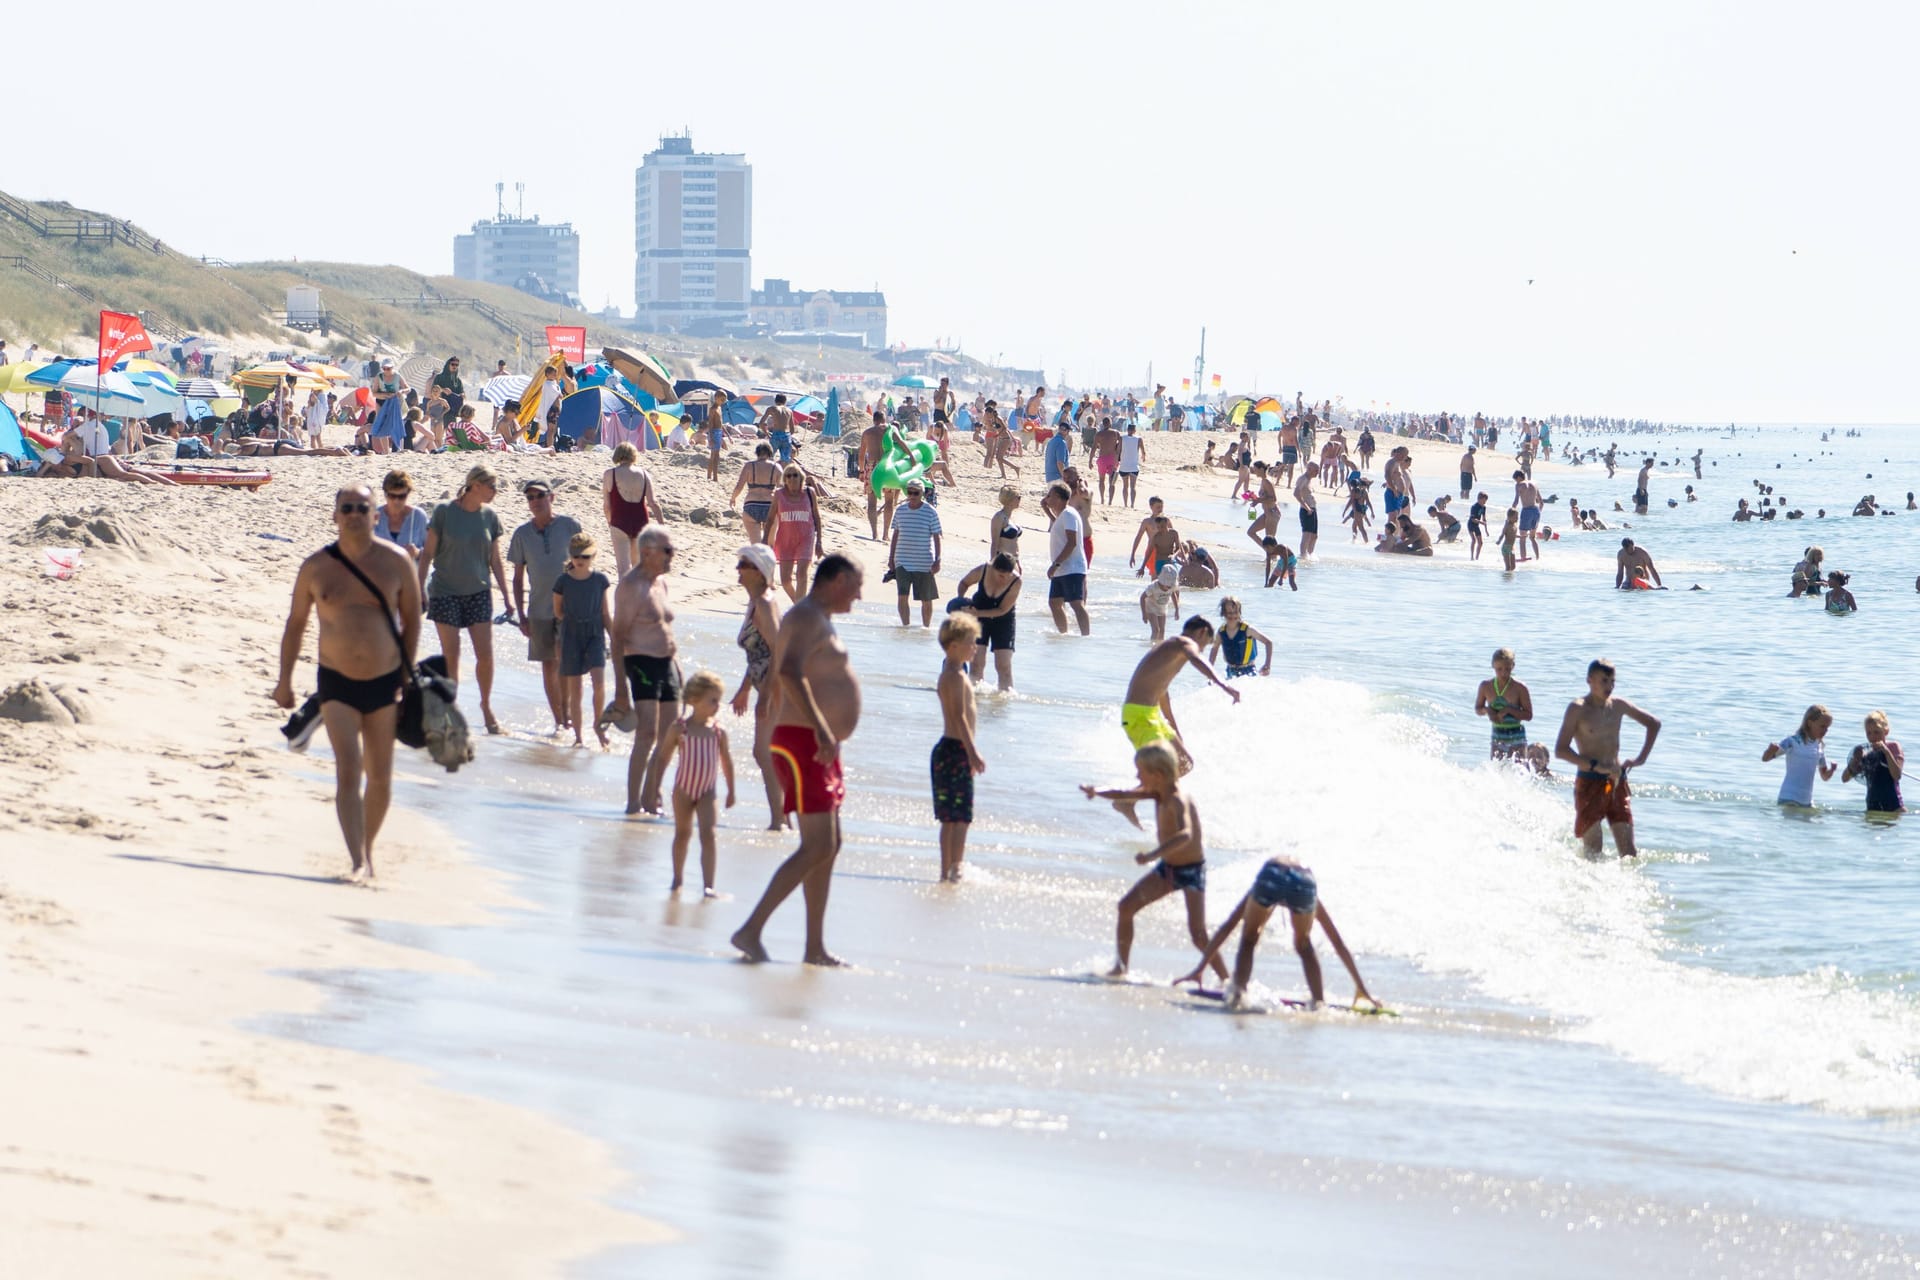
top-left (1083, 742), bottom-right (1230, 982)
top-left (1177, 857), bottom-right (1377, 1011)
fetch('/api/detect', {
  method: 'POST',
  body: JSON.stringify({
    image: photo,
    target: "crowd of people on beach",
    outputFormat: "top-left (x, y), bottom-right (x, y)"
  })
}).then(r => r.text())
top-left (256, 375), bottom-right (1907, 1015)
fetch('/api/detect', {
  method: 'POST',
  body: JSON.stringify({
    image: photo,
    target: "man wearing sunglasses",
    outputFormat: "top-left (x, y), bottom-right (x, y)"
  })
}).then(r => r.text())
top-left (273, 486), bottom-right (422, 883)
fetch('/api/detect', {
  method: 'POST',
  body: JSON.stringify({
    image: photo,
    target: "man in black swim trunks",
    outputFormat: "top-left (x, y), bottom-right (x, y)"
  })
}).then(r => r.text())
top-left (274, 486), bottom-right (422, 883)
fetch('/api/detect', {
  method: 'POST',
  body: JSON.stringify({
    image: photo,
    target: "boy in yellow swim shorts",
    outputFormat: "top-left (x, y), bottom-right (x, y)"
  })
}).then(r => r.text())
top-left (1108, 616), bottom-right (1240, 824)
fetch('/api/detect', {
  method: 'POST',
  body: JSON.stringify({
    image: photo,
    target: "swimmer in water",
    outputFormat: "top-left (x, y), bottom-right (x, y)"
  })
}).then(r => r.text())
top-left (1761, 704), bottom-right (1836, 808)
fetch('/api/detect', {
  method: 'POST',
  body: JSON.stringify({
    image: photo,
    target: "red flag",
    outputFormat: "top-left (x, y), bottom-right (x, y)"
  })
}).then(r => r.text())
top-left (546, 326), bottom-right (587, 362)
top-left (99, 310), bottom-right (153, 369)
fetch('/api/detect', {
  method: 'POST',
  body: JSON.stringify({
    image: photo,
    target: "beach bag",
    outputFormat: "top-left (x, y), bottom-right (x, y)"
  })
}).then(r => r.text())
top-left (324, 544), bottom-right (474, 772)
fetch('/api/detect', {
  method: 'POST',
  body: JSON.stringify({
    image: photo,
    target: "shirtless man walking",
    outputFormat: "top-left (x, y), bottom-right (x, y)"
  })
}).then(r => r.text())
top-left (1384, 447), bottom-right (1415, 526)
top-left (732, 554), bottom-right (865, 965)
top-left (1552, 659), bottom-right (1661, 858)
top-left (1634, 458), bottom-right (1654, 515)
top-left (859, 409), bottom-right (898, 541)
top-left (1293, 462), bottom-right (1320, 558)
top-left (274, 486), bottom-right (422, 883)
top-left (1277, 417), bottom-right (1300, 486)
top-left (1513, 470), bottom-right (1544, 561)
top-left (1093, 417), bottom-right (1122, 504)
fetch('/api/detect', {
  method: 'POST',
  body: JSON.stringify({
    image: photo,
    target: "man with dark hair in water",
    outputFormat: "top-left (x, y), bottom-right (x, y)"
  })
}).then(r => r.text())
top-left (733, 553), bottom-right (864, 965)
top-left (1553, 660), bottom-right (1661, 858)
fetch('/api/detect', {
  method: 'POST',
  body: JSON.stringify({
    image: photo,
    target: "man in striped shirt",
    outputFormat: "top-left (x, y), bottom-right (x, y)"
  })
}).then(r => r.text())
top-left (887, 480), bottom-right (943, 627)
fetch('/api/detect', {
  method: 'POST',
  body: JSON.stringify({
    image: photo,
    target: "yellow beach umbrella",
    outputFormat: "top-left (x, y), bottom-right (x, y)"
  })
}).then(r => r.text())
top-left (0, 361), bottom-right (49, 394)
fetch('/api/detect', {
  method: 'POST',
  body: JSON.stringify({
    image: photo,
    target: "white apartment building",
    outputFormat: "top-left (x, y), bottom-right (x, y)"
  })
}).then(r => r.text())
top-left (634, 133), bottom-right (751, 332)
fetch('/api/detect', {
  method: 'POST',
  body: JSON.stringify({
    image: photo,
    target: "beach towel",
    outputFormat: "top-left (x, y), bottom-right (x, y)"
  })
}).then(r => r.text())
top-left (368, 395), bottom-right (407, 444)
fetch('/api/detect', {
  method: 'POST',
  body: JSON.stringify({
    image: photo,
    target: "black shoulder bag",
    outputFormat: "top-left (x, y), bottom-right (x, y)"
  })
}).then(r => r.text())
top-left (324, 542), bottom-right (428, 748)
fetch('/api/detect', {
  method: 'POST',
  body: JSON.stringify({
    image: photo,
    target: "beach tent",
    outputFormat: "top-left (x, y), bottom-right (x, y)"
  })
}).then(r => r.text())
top-left (555, 385), bottom-right (662, 450)
top-left (674, 377), bottom-right (738, 399)
top-left (0, 398), bottom-right (32, 466)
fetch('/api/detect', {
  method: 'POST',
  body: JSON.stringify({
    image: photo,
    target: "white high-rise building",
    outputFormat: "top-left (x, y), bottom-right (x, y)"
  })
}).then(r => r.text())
top-left (453, 192), bottom-right (580, 306)
top-left (634, 133), bottom-right (751, 333)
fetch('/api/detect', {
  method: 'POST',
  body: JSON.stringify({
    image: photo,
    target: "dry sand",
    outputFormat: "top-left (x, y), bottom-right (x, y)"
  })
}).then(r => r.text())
top-left (0, 414), bottom-right (1549, 1273)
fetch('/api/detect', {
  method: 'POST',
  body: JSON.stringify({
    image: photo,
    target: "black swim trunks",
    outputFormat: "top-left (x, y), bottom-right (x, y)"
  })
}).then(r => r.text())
top-left (1155, 859), bottom-right (1207, 893)
top-left (623, 653), bottom-right (683, 703)
top-left (316, 664), bottom-right (405, 715)
top-left (1299, 509), bottom-right (1319, 535)
top-left (930, 735), bottom-right (974, 823)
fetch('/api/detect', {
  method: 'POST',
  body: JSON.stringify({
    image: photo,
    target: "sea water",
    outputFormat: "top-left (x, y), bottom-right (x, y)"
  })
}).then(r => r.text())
top-left (276, 424), bottom-right (1920, 1277)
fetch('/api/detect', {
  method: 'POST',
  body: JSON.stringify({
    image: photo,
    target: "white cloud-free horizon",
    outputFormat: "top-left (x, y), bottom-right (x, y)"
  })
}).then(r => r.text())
top-left (15, 0), bottom-right (1917, 422)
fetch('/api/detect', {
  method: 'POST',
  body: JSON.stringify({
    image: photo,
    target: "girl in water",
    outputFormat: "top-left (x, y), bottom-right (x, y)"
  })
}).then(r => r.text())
top-left (1208, 597), bottom-right (1271, 678)
top-left (1823, 571), bottom-right (1857, 614)
top-left (1761, 704), bottom-right (1836, 808)
top-left (1840, 711), bottom-right (1904, 815)
top-left (656, 671), bottom-right (736, 894)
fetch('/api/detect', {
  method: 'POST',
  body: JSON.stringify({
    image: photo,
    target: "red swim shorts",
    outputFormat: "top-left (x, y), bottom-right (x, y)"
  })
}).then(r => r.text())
top-left (1096, 454), bottom-right (1117, 476)
top-left (770, 724), bottom-right (845, 816)
top-left (1573, 771), bottom-right (1632, 837)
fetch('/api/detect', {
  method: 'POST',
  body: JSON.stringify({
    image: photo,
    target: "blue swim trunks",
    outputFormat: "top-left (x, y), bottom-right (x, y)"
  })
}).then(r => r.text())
top-left (1155, 859), bottom-right (1207, 893)
top-left (1251, 860), bottom-right (1317, 913)
top-left (1519, 506), bottom-right (1541, 532)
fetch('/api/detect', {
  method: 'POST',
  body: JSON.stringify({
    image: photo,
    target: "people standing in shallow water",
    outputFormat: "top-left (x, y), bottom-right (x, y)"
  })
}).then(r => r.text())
top-left (932, 614), bottom-right (987, 883)
top-left (1822, 572), bottom-right (1857, 614)
top-left (1081, 743), bottom-right (1230, 983)
top-left (1475, 648), bottom-right (1548, 773)
top-left (1553, 659), bottom-right (1661, 858)
top-left (733, 554), bottom-right (865, 966)
top-left (1109, 616), bottom-right (1241, 824)
top-left (1840, 711), bottom-right (1905, 815)
top-left (1762, 704), bottom-right (1836, 808)
top-left (657, 671), bottom-right (735, 896)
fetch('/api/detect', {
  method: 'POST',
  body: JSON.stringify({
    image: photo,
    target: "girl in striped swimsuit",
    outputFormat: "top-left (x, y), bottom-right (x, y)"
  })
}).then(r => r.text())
top-left (659, 671), bottom-right (735, 895)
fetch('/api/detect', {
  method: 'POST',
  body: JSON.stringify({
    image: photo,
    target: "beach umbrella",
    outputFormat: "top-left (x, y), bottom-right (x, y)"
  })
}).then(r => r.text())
top-left (722, 397), bottom-right (756, 426)
top-left (398, 355), bottom-right (438, 394)
top-left (479, 373), bottom-right (531, 406)
top-left (294, 361), bottom-right (355, 381)
top-left (25, 360), bottom-right (145, 406)
top-left (600, 347), bottom-right (676, 404)
top-left (892, 373), bottom-right (938, 389)
top-left (819, 386), bottom-right (842, 440)
top-left (674, 376), bottom-right (738, 399)
top-left (0, 361), bottom-right (49, 394)
top-left (175, 377), bottom-right (240, 400)
top-left (181, 399), bottom-right (212, 423)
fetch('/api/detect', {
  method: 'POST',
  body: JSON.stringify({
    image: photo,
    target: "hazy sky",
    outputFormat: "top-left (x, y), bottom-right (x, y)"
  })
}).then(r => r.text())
top-left (23, 1), bottom-right (1919, 420)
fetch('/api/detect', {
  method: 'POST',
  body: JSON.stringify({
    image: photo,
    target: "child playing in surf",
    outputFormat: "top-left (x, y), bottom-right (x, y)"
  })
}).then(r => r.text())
top-left (1498, 508), bottom-right (1521, 571)
top-left (1208, 596), bottom-right (1271, 678)
top-left (1081, 743), bottom-right (1229, 983)
top-left (1761, 704), bottom-right (1837, 808)
top-left (933, 615), bottom-right (987, 882)
top-left (1840, 710), bottom-right (1904, 814)
top-left (1175, 857), bottom-right (1377, 1011)
top-left (1140, 563), bottom-right (1180, 641)
top-left (1104, 617), bottom-right (1240, 827)
top-left (1343, 478), bottom-right (1373, 543)
top-left (1474, 648), bottom-right (1544, 770)
top-left (656, 671), bottom-right (736, 895)
top-left (1262, 537), bottom-right (1298, 590)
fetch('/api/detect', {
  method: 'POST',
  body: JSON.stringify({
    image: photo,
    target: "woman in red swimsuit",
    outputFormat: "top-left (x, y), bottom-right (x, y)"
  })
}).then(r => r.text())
top-left (601, 442), bottom-right (655, 578)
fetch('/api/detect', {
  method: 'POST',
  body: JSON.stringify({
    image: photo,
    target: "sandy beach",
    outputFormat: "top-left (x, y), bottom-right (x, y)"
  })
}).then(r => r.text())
top-left (0, 419), bottom-right (1518, 1272)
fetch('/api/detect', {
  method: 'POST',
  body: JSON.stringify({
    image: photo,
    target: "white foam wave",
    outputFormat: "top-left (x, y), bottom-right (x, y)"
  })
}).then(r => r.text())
top-left (1164, 676), bottom-right (1920, 1115)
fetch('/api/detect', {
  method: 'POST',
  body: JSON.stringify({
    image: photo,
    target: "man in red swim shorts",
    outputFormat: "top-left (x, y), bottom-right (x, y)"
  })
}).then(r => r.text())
top-left (733, 554), bottom-right (865, 966)
top-left (1553, 658), bottom-right (1661, 858)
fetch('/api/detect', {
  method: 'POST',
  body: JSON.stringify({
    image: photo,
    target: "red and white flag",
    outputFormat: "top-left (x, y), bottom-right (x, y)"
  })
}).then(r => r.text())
top-left (98, 310), bottom-right (153, 369)
top-left (545, 326), bottom-right (587, 362)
